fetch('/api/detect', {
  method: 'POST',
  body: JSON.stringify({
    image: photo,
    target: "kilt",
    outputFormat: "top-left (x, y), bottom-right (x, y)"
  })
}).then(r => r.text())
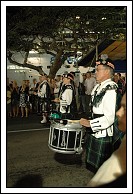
top-left (85, 133), bottom-right (113, 171)
top-left (39, 97), bottom-right (50, 113)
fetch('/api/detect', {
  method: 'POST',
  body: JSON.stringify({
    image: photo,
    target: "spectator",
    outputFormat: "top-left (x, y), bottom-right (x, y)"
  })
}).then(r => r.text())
top-left (11, 80), bottom-right (20, 117)
top-left (117, 73), bottom-right (126, 95)
top-left (84, 71), bottom-right (96, 117)
top-left (113, 74), bottom-right (123, 95)
top-left (29, 78), bottom-right (38, 113)
top-left (78, 73), bottom-right (86, 113)
top-left (19, 80), bottom-right (29, 117)
top-left (25, 80), bottom-right (30, 113)
top-left (7, 85), bottom-right (12, 117)
top-left (47, 77), bottom-right (56, 100)
top-left (58, 72), bottom-right (68, 98)
top-left (54, 75), bottom-right (62, 98)
top-left (51, 75), bottom-right (62, 112)
top-left (36, 76), bottom-right (42, 115)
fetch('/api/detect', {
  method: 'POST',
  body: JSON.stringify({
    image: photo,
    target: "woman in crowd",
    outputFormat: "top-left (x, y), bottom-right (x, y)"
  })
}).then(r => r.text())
top-left (19, 80), bottom-right (29, 117)
top-left (7, 85), bottom-right (12, 117)
top-left (11, 80), bottom-right (20, 117)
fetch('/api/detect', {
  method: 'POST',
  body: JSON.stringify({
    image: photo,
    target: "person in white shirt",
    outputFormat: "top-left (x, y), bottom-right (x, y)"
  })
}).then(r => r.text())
top-left (80, 54), bottom-right (125, 173)
top-left (53, 73), bottom-right (76, 119)
top-left (87, 92), bottom-right (126, 187)
top-left (84, 71), bottom-right (96, 117)
top-left (54, 75), bottom-right (62, 98)
top-left (29, 78), bottom-right (38, 113)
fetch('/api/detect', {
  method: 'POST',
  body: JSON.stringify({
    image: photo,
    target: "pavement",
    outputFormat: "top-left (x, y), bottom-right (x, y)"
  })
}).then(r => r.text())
top-left (7, 113), bottom-right (50, 131)
top-left (6, 112), bottom-right (95, 189)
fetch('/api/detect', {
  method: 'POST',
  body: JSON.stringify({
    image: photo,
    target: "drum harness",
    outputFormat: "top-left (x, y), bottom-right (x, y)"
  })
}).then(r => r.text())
top-left (59, 84), bottom-right (74, 115)
top-left (88, 83), bottom-right (120, 134)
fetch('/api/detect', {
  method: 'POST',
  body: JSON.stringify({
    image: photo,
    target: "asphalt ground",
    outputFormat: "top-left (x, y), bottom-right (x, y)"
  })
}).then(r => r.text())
top-left (6, 113), bottom-right (95, 189)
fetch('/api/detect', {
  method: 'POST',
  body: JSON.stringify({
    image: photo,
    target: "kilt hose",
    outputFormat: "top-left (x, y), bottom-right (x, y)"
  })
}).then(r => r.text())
top-left (85, 133), bottom-right (113, 172)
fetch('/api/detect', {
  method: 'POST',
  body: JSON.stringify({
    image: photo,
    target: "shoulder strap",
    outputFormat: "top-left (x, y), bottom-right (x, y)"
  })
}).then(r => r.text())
top-left (39, 81), bottom-right (45, 89)
top-left (92, 84), bottom-right (118, 107)
top-left (45, 82), bottom-right (51, 99)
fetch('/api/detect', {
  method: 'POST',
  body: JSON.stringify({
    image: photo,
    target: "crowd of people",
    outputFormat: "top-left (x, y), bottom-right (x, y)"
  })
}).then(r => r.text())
top-left (7, 54), bottom-right (127, 188)
top-left (7, 69), bottom-right (126, 123)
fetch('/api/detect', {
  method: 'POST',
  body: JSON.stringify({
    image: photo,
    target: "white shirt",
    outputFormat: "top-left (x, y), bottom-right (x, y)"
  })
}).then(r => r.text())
top-left (60, 86), bottom-right (73, 113)
top-left (30, 83), bottom-right (37, 90)
top-left (37, 80), bottom-right (47, 98)
top-left (84, 77), bottom-right (96, 95)
top-left (90, 79), bottom-right (118, 138)
top-left (54, 80), bottom-right (62, 94)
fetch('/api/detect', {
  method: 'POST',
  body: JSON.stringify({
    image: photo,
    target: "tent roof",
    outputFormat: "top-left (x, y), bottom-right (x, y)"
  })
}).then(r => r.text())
top-left (77, 39), bottom-right (126, 72)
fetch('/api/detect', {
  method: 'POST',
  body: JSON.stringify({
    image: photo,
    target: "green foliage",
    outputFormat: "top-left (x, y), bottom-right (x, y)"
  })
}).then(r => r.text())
top-left (7, 6), bottom-right (126, 77)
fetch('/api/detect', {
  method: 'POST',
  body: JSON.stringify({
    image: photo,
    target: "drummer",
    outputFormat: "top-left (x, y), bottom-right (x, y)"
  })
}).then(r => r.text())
top-left (53, 73), bottom-right (76, 119)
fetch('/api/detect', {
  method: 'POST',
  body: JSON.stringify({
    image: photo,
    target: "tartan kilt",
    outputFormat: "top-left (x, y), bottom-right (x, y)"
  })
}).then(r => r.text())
top-left (85, 133), bottom-right (113, 170)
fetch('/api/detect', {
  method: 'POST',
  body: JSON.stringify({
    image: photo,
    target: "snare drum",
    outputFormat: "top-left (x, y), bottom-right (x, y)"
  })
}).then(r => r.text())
top-left (48, 120), bottom-right (85, 154)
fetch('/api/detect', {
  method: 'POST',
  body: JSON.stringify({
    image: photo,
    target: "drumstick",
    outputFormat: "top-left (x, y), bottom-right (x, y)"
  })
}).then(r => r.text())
top-left (67, 119), bottom-right (80, 123)
top-left (59, 119), bottom-right (80, 124)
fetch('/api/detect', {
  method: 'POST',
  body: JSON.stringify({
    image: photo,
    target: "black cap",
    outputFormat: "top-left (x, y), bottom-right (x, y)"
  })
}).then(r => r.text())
top-left (96, 54), bottom-right (115, 69)
top-left (63, 73), bottom-right (74, 81)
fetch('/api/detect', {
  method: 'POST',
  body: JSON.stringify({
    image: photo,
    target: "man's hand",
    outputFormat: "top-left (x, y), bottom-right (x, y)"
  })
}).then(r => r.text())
top-left (52, 98), bottom-right (60, 103)
top-left (79, 118), bottom-right (90, 127)
top-left (34, 92), bottom-right (37, 95)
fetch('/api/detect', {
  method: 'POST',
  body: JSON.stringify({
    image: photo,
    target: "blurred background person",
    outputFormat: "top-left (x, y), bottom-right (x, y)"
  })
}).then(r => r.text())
top-left (54, 75), bottom-right (62, 98)
top-left (78, 73), bottom-right (86, 114)
top-left (84, 71), bottom-right (96, 117)
top-left (7, 85), bottom-right (12, 117)
top-left (11, 80), bottom-right (20, 117)
top-left (47, 77), bottom-right (56, 101)
top-left (113, 74), bottom-right (123, 95)
top-left (117, 73), bottom-right (126, 95)
top-left (19, 80), bottom-right (29, 117)
top-left (29, 78), bottom-right (38, 113)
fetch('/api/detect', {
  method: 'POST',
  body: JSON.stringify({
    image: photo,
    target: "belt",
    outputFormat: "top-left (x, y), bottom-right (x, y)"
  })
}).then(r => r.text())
top-left (93, 114), bottom-right (104, 119)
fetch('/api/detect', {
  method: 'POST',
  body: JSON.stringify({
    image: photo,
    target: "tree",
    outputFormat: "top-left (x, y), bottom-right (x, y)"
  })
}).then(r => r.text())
top-left (7, 6), bottom-right (126, 79)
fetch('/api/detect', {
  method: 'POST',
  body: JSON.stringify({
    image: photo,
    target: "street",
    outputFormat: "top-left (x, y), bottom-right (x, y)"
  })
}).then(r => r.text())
top-left (6, 114), bottom-right (94, 188)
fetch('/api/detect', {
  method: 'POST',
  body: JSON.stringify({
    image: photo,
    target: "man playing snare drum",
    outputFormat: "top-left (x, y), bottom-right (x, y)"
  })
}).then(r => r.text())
top-left (53, 73), bottom-right (77, 119)
top-left (80, 54), bottom-right (125, 173)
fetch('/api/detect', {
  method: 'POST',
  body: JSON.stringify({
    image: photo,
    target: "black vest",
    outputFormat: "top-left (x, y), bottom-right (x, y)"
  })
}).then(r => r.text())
top-left (39, 81), bottom-right (51, 101)
top-left (60, 84), bottom-right (73, 100)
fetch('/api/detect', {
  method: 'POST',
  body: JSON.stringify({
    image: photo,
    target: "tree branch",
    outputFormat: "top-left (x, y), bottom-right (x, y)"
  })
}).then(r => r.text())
top-left (7, 51), bottom-right (44, 75)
